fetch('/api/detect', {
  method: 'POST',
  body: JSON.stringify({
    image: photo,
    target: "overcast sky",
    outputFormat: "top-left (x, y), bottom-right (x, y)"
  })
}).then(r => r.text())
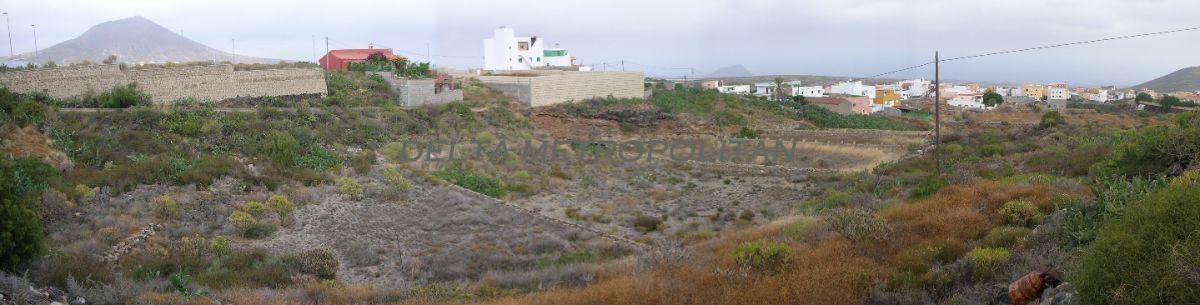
top-left (2, 0), bottom-right (1198, 86)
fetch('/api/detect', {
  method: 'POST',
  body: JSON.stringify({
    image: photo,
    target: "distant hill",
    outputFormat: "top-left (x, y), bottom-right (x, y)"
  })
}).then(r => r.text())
top-left (4, 16), bottom-right (279, 65)
top-left (1135, 66), bottom-right (1200, 92)
top-left (705, 65), bottom-right (754, 78)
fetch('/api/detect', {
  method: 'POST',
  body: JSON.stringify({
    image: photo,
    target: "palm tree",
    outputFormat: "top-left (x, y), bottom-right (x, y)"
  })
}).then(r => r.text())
top-left (772, 77), bottom-right (789, 102)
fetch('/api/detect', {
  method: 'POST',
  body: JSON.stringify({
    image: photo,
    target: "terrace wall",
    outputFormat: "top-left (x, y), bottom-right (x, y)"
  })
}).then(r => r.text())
top-left (0, 64), bottom-right (326, 103)
top-left (475, 71), bottom-right (644, 107)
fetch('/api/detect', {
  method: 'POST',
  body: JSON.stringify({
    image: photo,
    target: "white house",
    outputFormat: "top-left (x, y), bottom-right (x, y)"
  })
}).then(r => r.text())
top-left (830, 81), bottom-right (876, 100)
top-left (948, 93), bottom-right (991, 109)
top-left (899, 79), bottom-right (932, 97)
top-left (719, 85), bottom-right (752, 95)
top-left (483, 26), bottom-right (577, 71)
top-left (794, 86), bottom-right (825, 98)
top-left (1088, 89), bottom-right (1109, 103)
top-left (753, 82), bottom-right (776, 97)
top-left (1047, 83), bottom-right (1071, 100)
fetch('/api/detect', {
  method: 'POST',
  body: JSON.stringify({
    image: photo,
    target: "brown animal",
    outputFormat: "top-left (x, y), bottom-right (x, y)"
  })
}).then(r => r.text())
top-left (1008, 266), bottom-right (1063, 305)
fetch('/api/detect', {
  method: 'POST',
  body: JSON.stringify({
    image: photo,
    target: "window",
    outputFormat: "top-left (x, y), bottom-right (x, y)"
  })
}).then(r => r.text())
top-left (518, 41), bottom-right (529, 51)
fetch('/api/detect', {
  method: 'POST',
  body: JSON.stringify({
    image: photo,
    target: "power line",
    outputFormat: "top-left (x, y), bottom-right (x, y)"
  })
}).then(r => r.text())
top-left (863, 25), bottom-right (1200, 79)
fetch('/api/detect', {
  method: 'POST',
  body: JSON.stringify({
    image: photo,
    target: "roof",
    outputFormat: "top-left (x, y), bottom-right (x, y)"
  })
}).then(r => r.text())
top-left (324, 49), bottom-right (400, 61)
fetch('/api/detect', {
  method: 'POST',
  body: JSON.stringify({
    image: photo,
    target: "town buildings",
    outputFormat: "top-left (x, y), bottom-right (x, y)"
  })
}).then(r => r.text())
top-left (1022, 84), bottom-right (1046, 100)
top-left (794, 86), bottom-right (825, 98)
top-left (1047, 83), bottom-right (1070, 100)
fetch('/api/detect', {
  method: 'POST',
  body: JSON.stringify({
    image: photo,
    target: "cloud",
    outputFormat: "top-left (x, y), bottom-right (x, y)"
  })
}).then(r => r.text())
top-left (3, 0), bottom-right (1198, 85)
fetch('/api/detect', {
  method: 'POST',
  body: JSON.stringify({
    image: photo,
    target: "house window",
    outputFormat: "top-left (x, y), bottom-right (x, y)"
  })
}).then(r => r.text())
top-left (518, 42), bottom-right (529, 51)
top-left (518, 57), bottom-right (524, 63)
top-left (537, 57), bottom-right (541, 62)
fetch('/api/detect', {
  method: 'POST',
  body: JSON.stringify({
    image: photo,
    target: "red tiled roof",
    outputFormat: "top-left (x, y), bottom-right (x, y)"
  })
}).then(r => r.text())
top-left (325, 49), bottom-right (400, 61)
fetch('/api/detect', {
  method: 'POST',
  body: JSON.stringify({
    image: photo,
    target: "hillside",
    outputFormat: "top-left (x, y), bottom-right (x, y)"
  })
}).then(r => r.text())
top-left (1135, 66), bottom-right (1200, 92)
top-left (5, 16), bottom-right (279, 65)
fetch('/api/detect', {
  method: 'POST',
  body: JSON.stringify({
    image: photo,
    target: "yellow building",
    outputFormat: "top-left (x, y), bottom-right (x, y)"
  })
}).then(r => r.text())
top-left (1022, 84), bottom-right (1045, 100)
top-left (874, 88), bottom-right (902, 106)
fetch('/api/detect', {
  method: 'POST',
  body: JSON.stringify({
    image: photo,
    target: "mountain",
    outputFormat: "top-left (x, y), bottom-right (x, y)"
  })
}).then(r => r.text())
top-left (1135, 66), bottom-right (1200, 92)
top-left (6, 16), bottom-right (279, 65)
top-left (705, 64), bottom-right (754, 78)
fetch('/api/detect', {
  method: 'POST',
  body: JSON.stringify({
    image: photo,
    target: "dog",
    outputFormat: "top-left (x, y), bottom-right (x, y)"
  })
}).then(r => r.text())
top-left (1008, 266), bottom-right (1063, 305)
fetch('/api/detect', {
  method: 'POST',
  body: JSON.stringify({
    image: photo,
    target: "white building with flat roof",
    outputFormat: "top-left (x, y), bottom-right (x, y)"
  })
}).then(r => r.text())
top-left (794, 86), bottom-right (825, 98)
top-left (719, 85), bottom-right (752, 95)
top-left (830, 81), bottom-right (876, 100)
top-left (483, 26), bottom-right (577, 71)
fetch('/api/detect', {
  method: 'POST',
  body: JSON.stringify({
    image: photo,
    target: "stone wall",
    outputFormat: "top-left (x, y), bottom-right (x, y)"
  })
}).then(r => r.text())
top-left (0, 64), bottom-right (326, 103)
top-left (475, 71), bottom-right (644, 107)
top-left (376, 73), bottom-right (464, 107)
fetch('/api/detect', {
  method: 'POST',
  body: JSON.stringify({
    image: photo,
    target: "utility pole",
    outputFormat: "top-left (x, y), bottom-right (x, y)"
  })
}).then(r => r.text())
top-left (30, 24), bottom-right (37, 65)
top-left (324, 36), bottom-right (329, 66)
top-left (620, 59), bottom-right (625, 71)
top-left (934, 51), bottom-right (941, 174)
top-left (426, 42), bottom-right (431, 63)
top-left (231, 39), bottom-right (236, 63)
top-left (3, 12), bottom-right (12, 58)
top-left (311, 35), bottom-right (316, 63)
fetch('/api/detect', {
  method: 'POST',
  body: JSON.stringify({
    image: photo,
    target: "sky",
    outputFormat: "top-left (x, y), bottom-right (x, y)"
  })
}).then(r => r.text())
top-left (1, 0), bottom-right (1198, 86)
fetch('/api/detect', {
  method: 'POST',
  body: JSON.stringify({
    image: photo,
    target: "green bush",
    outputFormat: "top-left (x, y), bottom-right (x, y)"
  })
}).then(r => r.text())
top-left (382, 167), bottom-right (413, 191)
top-left (227, 211), bottom-right (256, 233)
top-left (633, 214), bottom-right (664, 233)
top-left (434, 167), bottom-right (506, 198)
top-left (823, 208), bottom-right (891, 242)
top-left (261, 131), bottom-right (302, 167)
top-left (336, 177), bottom-right (364, 197)
top-left (209, 236), bottom-right (230, 256)
top-left (909, 175), bottom-right (948, 199)
top-left (1102, 125), bottom-right (1200, 178)
top-left (11, 100), bottom-right (48, 126)
top-left (735, 127), bottom-right (758, 139)
top-left (242, 201), bottom-right (267, 218)
top-left (295, 248), bottom-right (338, 280)
top-left (266, 195), bottom-right (294, 218)
top-left (154, 195), bottom-right (179, 219)
top-left (0, 157), bottom-right (58, 271)
top-left (732, 241), bottom-right (792, 273)
top-left (295, 147), bottom-right (343, 170)
top-left (1040, 110), bottom-right (1065, 128)
top-left (999, 200), bottom-right (1044, 227)
top-left (965, 247), bottom-right (1011, 281)
top-left (1073, 183), bottom-right (1200, 304)
top-left (381, 142), bottom-right (415, 162)
top-left (95, 84), bottom-right (151, 108)
top-left (980, 226), bottom-right (1031, 248)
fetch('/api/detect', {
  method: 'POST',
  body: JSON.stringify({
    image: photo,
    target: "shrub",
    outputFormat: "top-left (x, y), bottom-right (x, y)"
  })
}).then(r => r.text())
top-left (154, 195), bottom-right (179, 219)
top-left (341, 240), bottom-right (381, 267)
top-left (823, 208), bottom-right (891, 242)
top-left (295, 248), bottom-right (339, 280)
top-left (337, 177), bottom-right (364, 197)
top-left (999, 200), bottom-right (1044, 227)
top-left (95, 84), bottom-right (151, 108)
top-left (210, 236), bottom-right (229, 255)
top-left (243, 222), bottom-right (277, 239)
top-left (382, 167), bottom-right (413, 191)
top-left (261, 131), bottom-right (302, 167)
top-left (735, 127), bottom-right (758, 139)
top-left (909, 176), bottom-right (948, 199)
top-left (965, 247), bottom-right (1011, 281)
top-left (227, 210), bottom-right (256, 233)
top-left (781, 218), bottom-right (820, 241)
top-left (0, 157), bottom-right (57, 271)
top-left (633, 214), bottom-right (664, 233)
top-left (381, 142), bottom-right (415, 162)
top-left (73, 184), bottom-right (95, 200)
top-left (434, 167), bottom-right (506, 198)
top-left (1102, 125), bottom-right (1200, 178)
top-left (980, 226), bottom-right (1031, 248)
top-left (1039, 110), bottom-right (1065, 128)
top-left (242, 200), bottom-right (267, 218)
top-left (1073, 184), bottom-right (1200, 304)
top-left (732, 241), bottom-right (792, 273)
top-left (267, 195), bottom-right (294, 218)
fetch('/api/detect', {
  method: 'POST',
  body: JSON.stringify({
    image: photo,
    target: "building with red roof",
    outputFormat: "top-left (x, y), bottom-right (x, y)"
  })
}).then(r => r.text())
top-left (318, 45), bottom-right (401, 71)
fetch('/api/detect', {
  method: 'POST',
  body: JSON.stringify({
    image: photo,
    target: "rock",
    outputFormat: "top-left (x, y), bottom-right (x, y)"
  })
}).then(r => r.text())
top-left (70, 296), bottom-right (88, 305)
top-left (786, 173), bottom-right (808, 183)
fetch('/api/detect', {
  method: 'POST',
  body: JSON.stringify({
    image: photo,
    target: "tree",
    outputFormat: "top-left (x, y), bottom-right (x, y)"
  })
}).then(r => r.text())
top-left (102, 55), bottom-right (118, 65)
top-left (1160, 95), bottom-right (1183, 113)
top-left (1135, 92), bottom-right (1154, 103)
top-left (1, 156), bottom-right (58, 271)
top-left (982, 90), bottom-right (1004, 107)
top-left (772, 77), bottom-right (790, 102)
top-left (1040, 110), bottom-right (1065, 128)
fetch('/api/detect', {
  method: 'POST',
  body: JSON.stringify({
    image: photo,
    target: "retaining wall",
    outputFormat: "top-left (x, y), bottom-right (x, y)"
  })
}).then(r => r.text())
top-left (376, 73), bottom-right (464, 107)
top-left (475, 71), bottom-right (644, 107)
top-left (0, 64), bottom-right (326, 103)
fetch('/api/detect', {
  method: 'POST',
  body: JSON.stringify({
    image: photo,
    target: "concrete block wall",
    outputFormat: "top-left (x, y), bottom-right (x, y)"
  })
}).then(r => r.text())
top-left (475, 71), bottom-right (644, 107)
top-left (376, 73), bottom-right (464, 107)
top-left (0, 64), bottom-right (327, 103)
